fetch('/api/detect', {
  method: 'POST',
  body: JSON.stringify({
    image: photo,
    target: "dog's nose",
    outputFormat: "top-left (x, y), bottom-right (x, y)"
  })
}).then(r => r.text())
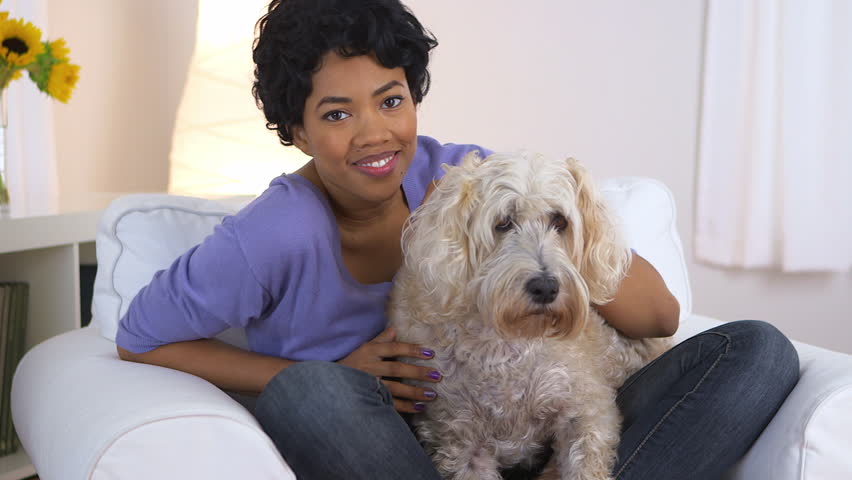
top-left (525, 275), bottom-right (559, 304)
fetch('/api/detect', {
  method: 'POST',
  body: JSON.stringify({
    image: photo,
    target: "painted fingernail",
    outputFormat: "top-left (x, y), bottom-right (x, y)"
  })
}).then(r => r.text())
top-left (424, 390), bottom-right (437, 399)
top-left (414, 402), bottom-right (426, 412)
top-left (421, 349), bottom-right (435, 358)
top-left (428, 370), bottom-right (442, 380)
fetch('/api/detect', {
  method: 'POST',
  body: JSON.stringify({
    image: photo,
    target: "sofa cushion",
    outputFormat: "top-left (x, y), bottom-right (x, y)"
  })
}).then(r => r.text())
top-left (600, 177), bottom-right (692, 320)
top-left (92, 194), bottom-right (253, 343)
top-left (92, 177), bottom-right (692, 343)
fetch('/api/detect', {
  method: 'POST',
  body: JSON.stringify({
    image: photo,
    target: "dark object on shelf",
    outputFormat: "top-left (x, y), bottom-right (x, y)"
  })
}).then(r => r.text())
top-left (0, 282), bottom-right (28, 457)
top-left (79, 264), bottom-right (97, 328)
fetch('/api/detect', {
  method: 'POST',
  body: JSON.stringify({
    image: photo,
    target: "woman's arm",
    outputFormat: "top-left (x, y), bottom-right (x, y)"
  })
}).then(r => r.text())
top-left (115, 212), bottom-right (286, 396)
top-left (118, 329), bottom-right (444, 412)
top-left (118, 339), bottom-right (294, 395)
top-left (594, 252), bottom-right (680, 339)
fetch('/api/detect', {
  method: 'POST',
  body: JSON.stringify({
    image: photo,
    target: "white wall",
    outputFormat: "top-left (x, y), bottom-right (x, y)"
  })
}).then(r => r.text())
top-left (46, 0), bottom-right (197, 196)
top-left (46, 0), bottom-right (852, 353)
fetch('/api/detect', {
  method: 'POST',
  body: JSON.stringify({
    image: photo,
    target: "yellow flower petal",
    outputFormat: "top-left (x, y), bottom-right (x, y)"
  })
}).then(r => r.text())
top-left (0, 17), bottom-right (43, 67)
top-left (48, 37), bottom-right (69, 61)
top-left (46, 62), bottom-right (79, 103)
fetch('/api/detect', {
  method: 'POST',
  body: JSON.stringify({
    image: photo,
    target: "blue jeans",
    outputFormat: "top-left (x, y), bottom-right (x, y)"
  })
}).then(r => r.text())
top-left (254, 320), bottom-right (799, 480)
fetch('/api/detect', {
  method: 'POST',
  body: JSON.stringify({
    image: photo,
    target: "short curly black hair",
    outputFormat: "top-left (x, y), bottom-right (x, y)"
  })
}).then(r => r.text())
top-left (252, 0), bottom-right (438, 146)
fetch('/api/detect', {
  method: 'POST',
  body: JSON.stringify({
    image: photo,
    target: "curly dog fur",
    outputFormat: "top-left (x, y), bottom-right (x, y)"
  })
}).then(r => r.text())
top-left (388, 151), bottom-right (672, 480)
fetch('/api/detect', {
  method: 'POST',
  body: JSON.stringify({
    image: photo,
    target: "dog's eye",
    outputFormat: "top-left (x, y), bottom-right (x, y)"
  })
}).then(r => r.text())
top-left (550, 214), bottom-right (568, 233)
top-left (495, 217), bottom-right (514, 233)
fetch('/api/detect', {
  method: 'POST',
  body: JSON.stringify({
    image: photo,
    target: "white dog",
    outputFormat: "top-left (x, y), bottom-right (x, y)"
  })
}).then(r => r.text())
top-left (387, 151), bottom-right (672, 480)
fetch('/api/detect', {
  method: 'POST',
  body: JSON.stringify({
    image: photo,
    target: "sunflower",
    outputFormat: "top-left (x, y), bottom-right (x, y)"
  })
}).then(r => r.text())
top-left (46, 61), bottom-right (79, 103)
top-left (0, 17), bottom-right (43, 67)
top-left (48, 38), bottom-right (69, 61)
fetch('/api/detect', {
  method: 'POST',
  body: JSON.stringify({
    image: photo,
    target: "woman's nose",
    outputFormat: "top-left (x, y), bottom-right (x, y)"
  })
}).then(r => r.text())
top-left (354, 111), bottom-right (392, 148)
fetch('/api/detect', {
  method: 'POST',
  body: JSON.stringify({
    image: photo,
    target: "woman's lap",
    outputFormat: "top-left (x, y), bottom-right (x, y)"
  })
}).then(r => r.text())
top-left (254, 320), bottom-right (800, 480)
top-left (254, 360), bottom-right (441, 480)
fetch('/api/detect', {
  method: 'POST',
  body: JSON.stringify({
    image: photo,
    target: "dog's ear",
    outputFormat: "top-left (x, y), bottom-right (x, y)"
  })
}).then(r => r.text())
top-left (401, 164), bottom-right (479, 312)
top-left (566, 158), bottom-right (630, 304)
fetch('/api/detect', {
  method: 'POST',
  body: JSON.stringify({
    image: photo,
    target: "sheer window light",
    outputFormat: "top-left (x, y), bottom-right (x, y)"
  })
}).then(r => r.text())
top-left (168, 0), bottom-right (309, 197)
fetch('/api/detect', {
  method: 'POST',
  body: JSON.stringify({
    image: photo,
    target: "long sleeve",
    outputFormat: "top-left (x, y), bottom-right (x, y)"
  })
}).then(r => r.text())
top-left (115, 215), bottom-right (272, 354)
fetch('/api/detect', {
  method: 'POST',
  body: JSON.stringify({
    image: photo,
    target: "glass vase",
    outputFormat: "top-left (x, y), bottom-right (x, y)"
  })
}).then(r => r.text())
top-left (0, 87), bottom-right (8, 215)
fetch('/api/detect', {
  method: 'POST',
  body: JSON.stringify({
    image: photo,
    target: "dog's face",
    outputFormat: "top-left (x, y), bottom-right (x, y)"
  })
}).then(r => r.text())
top-left (402, 151), bottom-right (629, 339)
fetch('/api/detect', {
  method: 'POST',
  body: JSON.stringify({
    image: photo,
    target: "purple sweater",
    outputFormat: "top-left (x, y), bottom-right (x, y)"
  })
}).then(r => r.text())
top-left (116, 136), bottom-right (491, 361)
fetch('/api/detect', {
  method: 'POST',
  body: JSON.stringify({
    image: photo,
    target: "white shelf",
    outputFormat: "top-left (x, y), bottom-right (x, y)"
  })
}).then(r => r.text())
top-left (0, 198), bottom-right (119, 480)
top-left (0, 192), bottom-right (130, 255)
top-left (0, 210), bottom-right (102, 255)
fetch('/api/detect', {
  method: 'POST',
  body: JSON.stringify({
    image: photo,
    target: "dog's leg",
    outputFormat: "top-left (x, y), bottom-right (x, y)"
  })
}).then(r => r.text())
top-left (546, 389), bottom-right (620, 480)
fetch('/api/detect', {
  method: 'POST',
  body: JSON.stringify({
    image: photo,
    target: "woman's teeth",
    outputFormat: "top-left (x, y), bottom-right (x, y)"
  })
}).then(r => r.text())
top-left (361, 155), bottom-right (393, 168)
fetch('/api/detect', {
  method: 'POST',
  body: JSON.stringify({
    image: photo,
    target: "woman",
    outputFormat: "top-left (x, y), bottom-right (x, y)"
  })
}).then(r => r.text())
top-left (117, 1), bottom-right (799, 478)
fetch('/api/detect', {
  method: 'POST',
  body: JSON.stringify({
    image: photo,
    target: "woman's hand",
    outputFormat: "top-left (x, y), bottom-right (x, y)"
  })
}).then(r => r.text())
top-left (339, 327), bottom-right (441, 413)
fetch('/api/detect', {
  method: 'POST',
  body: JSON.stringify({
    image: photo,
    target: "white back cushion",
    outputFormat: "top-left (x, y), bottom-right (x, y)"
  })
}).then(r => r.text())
top-left (92, 194), bottom-right (253, 343)
top-left (92, 177), bottom-right (692, 344)
top-left (601, 177), bottom-right (693, 321)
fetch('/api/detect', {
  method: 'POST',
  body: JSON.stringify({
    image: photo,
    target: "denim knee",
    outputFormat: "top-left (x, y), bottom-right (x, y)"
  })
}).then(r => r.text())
top-left (254, 362), bottom-right (441, 480)
top-left (254, 361), bottom-right (390, 434)
top-left (718, 320), bottom-right (800, 393)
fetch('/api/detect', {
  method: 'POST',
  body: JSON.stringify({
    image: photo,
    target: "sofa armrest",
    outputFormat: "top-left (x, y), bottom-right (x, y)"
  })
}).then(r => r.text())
top-left (12, 326), bottom-right (293, 480)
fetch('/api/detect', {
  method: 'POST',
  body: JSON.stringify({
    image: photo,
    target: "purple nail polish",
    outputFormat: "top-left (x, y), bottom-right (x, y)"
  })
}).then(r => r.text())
top-left (428, 371), bottom-right (441, 380)
top-left (421, 349), bottom-right (435, 358)
top-left (414, 402), bottom-right (426, 412)
top-left (424, 390), bottom-right (437, 399)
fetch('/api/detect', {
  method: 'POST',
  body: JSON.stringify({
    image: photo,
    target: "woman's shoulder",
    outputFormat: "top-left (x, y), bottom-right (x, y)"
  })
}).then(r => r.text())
top-left (413, 135), bottom-right (493, 172)
top-left (229, 174), bottom-right (336, 255)
top-left (404, 136), bottom-right (493, 210)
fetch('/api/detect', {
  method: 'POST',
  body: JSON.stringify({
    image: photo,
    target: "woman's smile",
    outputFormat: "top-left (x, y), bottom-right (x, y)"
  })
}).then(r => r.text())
top-left (352, 150), bottom-right (400, 177)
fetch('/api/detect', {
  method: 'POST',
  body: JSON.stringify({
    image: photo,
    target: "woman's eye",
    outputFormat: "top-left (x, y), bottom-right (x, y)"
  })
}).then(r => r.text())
top-left (495, 218), bottom-right (514, 233)
top-left (323, 110), bottom-right (351, 122)
top-left (550, 214), bottom-right (568, 233)
top-left (382, 96), bottom-right (403, 109)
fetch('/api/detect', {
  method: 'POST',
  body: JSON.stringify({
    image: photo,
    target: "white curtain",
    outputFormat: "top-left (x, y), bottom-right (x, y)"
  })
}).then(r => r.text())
top-left (4, 0), bottom-right (59, 217)
top-left (168, 0), bottom-right (309, 197)
top-left (696, 0), bottom-right (852, 272)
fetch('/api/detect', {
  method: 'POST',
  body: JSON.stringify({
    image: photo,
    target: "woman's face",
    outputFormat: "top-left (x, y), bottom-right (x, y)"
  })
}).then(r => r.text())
top-left (291, 51), bottom-right (417, 210)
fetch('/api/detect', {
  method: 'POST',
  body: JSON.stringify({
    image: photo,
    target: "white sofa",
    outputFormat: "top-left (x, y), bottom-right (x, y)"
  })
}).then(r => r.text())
top-left (12, 178), bottom-right (852, 479)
